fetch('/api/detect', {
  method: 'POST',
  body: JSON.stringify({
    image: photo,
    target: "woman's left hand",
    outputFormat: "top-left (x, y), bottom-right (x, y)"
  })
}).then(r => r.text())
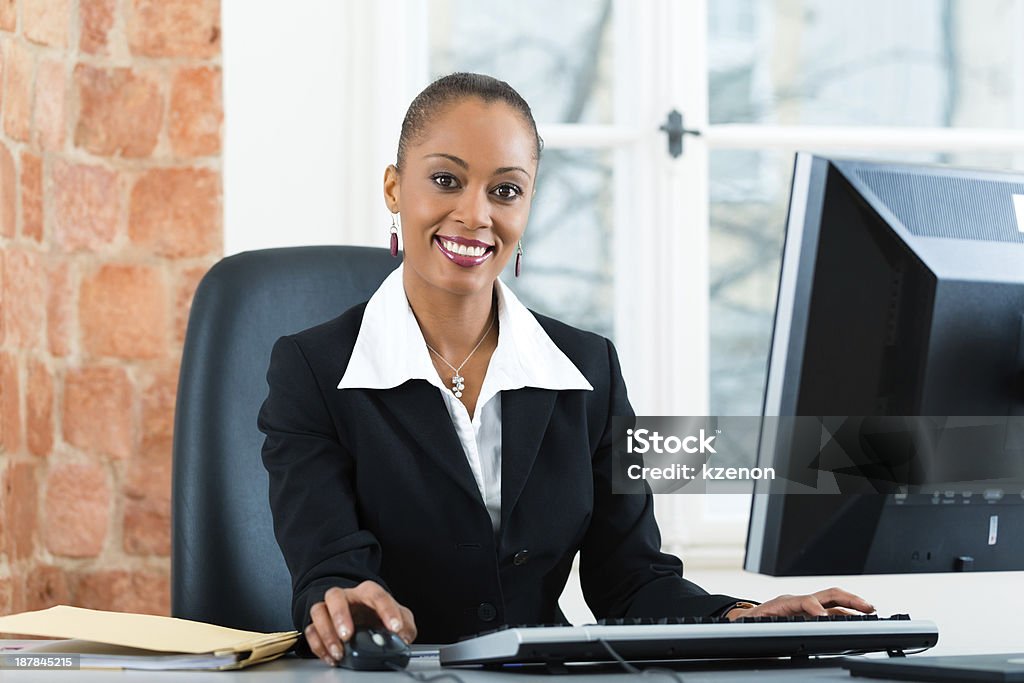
top-left (726, 587), bottom-right (874, 621)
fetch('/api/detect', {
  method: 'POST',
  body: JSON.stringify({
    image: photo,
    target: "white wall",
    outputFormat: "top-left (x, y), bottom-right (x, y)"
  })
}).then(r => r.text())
top-left (222, 0), bottom-right (427, 256)
top-left (222, 1), bottom-right (347, 254)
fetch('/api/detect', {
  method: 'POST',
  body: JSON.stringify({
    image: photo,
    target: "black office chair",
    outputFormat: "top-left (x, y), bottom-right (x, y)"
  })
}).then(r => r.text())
top-left (171, 246), bottom-right (399, 632)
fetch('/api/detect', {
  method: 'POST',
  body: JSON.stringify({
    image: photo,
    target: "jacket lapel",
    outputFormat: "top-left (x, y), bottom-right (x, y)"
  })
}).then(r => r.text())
top-left (375, 380), bottom-right (485, 511)
top-left (500, 388), bottom-right (558, 532)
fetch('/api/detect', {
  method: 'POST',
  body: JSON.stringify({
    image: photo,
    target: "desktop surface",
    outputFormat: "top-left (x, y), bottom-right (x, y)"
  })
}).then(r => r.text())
top-left (0, 645), bottom-right (951, 682)
top-left (845, 653), bottom-right (1024, 682)
top-left (6, 643), bottom-right (1015, 679)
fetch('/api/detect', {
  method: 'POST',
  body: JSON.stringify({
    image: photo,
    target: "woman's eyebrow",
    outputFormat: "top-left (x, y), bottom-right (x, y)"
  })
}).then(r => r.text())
top-left (495, 165), bottom-right (532, 180)
top-left (424, 152), bottom-right (468, 169)
top-left (423, 153), bottom-right (532, 180)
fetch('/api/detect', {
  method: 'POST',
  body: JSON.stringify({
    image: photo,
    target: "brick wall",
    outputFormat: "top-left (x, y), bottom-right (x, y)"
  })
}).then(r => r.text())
top-left (0, 0), bottom-right (222, 616)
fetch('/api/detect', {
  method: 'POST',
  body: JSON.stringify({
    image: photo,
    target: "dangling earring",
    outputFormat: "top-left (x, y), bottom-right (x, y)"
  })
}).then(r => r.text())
top-left (514, 241), bottom-right (523, 278)
top-left (389, 213), bottom-right (399, 258)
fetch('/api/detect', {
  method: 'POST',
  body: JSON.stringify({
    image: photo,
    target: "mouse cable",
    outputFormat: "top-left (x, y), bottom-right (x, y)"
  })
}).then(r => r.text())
top-left (598, 639), bottom-right (686, 683)
top-left (384, 643), bottom-right (683, 682)
top-left (386, 661), bottom-right (467, 683)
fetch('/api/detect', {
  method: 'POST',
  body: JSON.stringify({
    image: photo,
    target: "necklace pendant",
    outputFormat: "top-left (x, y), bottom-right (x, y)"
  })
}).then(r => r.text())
top-left (452, 374), bottom-right (465, 398)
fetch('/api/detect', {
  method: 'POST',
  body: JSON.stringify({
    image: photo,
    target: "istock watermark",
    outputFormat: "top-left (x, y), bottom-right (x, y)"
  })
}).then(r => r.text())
top-left (611, 416), bottom-right (1024, 495)
top-left (626, 428), bottom-right (719, 454)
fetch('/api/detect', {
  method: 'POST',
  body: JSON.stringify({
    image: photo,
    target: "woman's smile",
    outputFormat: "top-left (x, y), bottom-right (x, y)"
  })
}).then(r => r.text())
top-left (433, 234), bottom-right (495, 267)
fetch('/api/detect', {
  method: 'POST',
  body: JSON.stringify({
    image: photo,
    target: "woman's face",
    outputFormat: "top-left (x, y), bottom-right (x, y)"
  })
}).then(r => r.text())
top-left (385, 97), bottom-right (537, 299)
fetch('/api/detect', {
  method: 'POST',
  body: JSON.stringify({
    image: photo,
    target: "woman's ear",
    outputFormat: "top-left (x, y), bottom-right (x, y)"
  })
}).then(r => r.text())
top-left (383, 164), bottom-right (401, 213)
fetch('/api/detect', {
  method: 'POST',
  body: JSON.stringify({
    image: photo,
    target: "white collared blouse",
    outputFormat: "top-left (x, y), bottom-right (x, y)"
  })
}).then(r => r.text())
top-left (337, 265), bottom-right (593, 531)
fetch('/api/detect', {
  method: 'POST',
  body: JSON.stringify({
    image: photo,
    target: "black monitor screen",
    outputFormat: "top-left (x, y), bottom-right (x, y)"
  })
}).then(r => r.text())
top-left (745, 154), bottom-right (1024, 575)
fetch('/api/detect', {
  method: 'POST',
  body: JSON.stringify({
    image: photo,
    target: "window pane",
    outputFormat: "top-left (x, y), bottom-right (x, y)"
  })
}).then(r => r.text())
top-left (427, 3), bottom-right (616, 337)
top-left (709, 0), bottom-right (1024, 128)
top-left (503, 150), bottom-right (614, 339)
top-left (709, 149), bottom-right (1024, 416)
top-left (427, 0), bottom-right (615, 124)
top-left (709, 150), bottom-right (789, 416)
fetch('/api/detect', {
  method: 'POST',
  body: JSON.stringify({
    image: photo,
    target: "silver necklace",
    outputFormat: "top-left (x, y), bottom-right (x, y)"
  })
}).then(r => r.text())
top-left (425, 315), bottom-right (496, 399)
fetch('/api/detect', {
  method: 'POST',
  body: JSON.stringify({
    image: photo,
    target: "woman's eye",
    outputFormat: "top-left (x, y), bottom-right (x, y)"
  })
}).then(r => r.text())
top-left (493, 184), bottom-right (522, 200)
top-left (431, 173), bottom-right (459, 189)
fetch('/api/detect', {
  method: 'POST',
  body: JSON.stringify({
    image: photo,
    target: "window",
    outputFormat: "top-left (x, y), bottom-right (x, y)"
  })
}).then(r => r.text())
top-left (223, 0), bottom-right (1024, 564)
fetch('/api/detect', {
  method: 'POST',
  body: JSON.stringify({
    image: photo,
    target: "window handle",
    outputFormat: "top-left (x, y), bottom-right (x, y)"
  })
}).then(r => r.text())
top-left (660, 109), bottom-right (702, 158)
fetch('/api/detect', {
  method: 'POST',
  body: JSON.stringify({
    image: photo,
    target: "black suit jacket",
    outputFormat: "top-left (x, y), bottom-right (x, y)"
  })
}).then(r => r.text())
top-left (258, 302), bottom-right (738, 644)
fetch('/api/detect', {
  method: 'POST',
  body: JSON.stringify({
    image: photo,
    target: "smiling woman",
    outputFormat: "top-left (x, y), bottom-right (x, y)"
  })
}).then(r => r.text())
top-left (387, 82), bottom-right (537, 274)
top-left (382, 93), bottom-right (538, 414)
top-left (257, 72), bottom-right (874, 669)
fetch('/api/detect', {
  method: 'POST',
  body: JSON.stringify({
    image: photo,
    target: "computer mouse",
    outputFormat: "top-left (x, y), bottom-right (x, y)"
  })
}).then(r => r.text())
top-left (338, 626), bottom-right (411, 670)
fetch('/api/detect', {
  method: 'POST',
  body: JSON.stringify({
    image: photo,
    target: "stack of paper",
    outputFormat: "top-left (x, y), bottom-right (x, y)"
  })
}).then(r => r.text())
top-left (0, 605), bottom-right (299, 670)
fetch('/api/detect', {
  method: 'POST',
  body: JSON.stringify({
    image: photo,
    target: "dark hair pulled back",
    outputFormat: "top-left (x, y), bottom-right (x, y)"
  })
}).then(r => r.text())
top-left (396, 72), bottom-right (543, 170)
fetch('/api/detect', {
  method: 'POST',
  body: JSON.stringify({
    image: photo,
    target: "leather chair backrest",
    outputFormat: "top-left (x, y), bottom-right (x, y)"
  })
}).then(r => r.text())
top-left (171, 246), bottom-right (398, 631)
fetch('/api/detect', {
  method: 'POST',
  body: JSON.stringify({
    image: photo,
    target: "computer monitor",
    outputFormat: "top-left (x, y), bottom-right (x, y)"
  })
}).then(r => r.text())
top-left (745, 153), bottom-right (1024, 575)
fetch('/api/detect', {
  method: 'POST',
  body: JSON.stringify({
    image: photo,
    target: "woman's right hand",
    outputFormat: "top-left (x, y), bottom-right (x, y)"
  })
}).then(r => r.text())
top-left (305, 580), bottom-right (418, 667)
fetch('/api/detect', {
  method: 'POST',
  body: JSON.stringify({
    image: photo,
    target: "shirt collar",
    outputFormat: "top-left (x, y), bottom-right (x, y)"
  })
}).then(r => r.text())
top-left (337, 264), bottom-right (593, 393)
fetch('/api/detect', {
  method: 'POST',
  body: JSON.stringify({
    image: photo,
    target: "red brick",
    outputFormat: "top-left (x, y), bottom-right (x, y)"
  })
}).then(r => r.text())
top-left (26, 358), bottom-right (54, 457)
top-left (74, 64), bottom-right (163, 158)
top-left (2, 248), bottom-right (46, 349)
top-left (141, 363), bottom-right (179, 441)
top-left (127, 0), bottom-right (219, 59)
top-left (126, 379), bottom-right (175, 556)
top-left (26, 566), bottom-right (70, 611)
top-left (24, 0), bottom-right (70, 47)
top-left (21, 151), bottom-right (43, 241)
top-left (34, 59), bottom-right (66, 151)
top-left (47, 260), bottom-right (74, 357)
top-left (80, 264), bottom-right (169, 359)
top-left (129, 168), bottom-right (221, 258)
top-left (169, 67), bottom-right (222, 156)
top-left (7, 576), bottom-right (28, 615)
top-left (124, 497), bottom-right (171, 555)
top-left (123, 444), bottom-right (170, 554)
top-left (51, 159), bottom-right (120, 252)
top-left (0, 353), bottom-right (19, 452)
top-left (73, 569), bottom-right (169, 615)
top-left (4, 461), bottom-right (39, 560)
top-left (43, 461), bottom-right (110, 557)
top-left (3, 40), bottom-right (34, 142)
top-left (125, 440), bottom-right (169, 499)
top-left (126, 434), bottom-right (172, 497)
top-left (175, 264), bottom-right (209, 343)
top-left (80, 0), bottom-right (115, 54)
top-left (62, 365), bottom-right (133, 459)
top-left (0, 577), bottom-right (12, 615)
top-left (0, 141), bottom-right (15, 237)
top-left (0, 0), bottom-right (16, 31)
top-left (0, 467), bottom-right (5, 563)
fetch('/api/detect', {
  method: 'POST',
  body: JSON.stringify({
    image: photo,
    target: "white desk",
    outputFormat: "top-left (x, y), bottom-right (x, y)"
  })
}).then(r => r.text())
top-left (0, 648), bottom-right (910, 682)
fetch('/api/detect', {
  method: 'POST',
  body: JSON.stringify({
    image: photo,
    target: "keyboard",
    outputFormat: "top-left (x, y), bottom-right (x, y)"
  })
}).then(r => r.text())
top-left (438, 615), bottom-right (939, 667)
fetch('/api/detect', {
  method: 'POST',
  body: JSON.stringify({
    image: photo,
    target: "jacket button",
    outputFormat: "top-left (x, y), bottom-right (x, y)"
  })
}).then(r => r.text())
top-left (477, 602), bottom-right (497, 622)
top-left (513, 550), bottom-right (529, 566)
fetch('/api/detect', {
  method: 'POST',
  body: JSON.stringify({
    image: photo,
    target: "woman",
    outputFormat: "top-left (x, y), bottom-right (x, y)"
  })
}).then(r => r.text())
top-left (258, 73), bottom-right (873, 667)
